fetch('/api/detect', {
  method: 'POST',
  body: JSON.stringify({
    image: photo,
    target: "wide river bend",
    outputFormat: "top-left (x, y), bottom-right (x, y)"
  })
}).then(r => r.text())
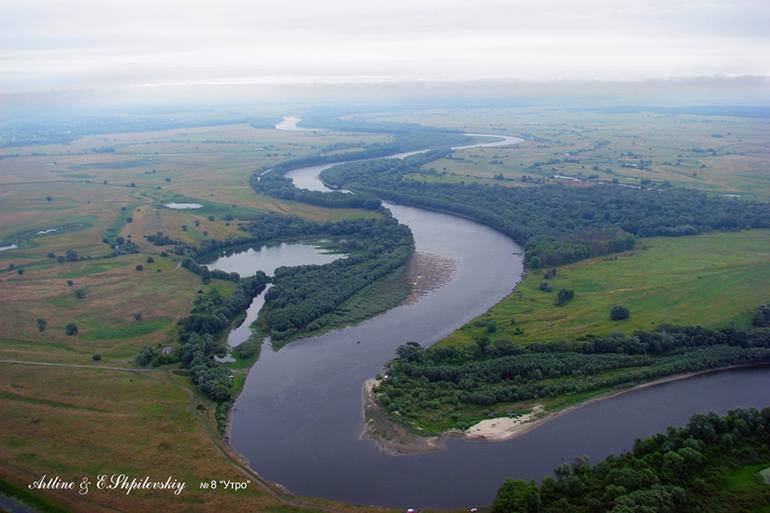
top-left (228, 124), bottom-right (770, 509)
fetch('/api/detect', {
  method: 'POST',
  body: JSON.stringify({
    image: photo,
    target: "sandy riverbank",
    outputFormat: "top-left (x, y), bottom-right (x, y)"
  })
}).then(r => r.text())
top-left (361, 363), bottom-right (769, 455)
top-left (464, 405), bottom-right (545, 441)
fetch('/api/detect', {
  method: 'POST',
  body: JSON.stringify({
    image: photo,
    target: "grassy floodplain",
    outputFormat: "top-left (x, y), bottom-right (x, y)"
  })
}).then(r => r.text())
top-left (0, 122), bottom-right (387, 364)
top-left (371, 230), bottom-right (770, 436)
top-left (0, 122), bottom-right (397, 513)
top-left (0, 126), bottom-right (382, 280)
top-left (1, 109), bottom-right (769, 512)
top-left (357, 106), bottom-right (770, 200)
top-left (440, 230), bottom-right (770, 348)
top-left (0, 252), bottom-right (236, 364)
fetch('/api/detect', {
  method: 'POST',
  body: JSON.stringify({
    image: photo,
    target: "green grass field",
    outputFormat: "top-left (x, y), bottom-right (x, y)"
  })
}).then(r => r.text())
top-left (440, 230), bottom-right (770, 348)
top-left (0, 122), bottom-right (395, 513)
top-left (0, 123), bottom-right (386, 269)
top-left (358, 106), bottom-right (770, 200)
top-left (723, 463), bottom-right (770, 492)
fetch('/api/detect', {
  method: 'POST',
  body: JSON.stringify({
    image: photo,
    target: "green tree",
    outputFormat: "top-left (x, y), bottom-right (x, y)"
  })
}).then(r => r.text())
top-left (36, 318), bottom-right (47, 332)
top-left (556, 288), bottom-right (574, 306)
top-left (135, 346), bottom-right (157, 367)
top-left (493, 479), bottom-right (541, 513)
top-left (475, 336), bottom-right (491, 354)
top-left (65, 323), bottom-right (78, 336)
top-left (611, 305), bottom-right (630, 321)
top-left (751, 304), bottom-right (770, 327)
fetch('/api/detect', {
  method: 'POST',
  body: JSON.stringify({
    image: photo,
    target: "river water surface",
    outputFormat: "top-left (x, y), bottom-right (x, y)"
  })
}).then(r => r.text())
top-left (228, 124), bottom-right (770, 509)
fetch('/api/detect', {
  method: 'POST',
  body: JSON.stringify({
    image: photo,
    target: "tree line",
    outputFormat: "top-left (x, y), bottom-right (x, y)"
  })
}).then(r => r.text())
top-left (248, 122), bottom-right (467, 211)
top-left (492, 408), bottom-right (770, 513)
top-left (321, 156), bottom-right (770, 267)
top-left (250, 172), bottom-right (382, 210)
top-left (374, 311), bottom-right (770, 431)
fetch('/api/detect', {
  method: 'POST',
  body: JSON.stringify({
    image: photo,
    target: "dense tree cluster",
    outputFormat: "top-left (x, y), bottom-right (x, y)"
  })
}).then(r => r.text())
top-left (103, 235), bottom-right (140, 255)
top-left (493, 408), bottom-right (770, 513)
top-left (176, 277), bottom-right (268, 403)
top-left (180, 258), bottom-right (241, 283)
top-left (134, 346), bottom-right (156, 367)
top-left (556, 289), bottom-right (574, 306)
top-left (321, 157), bottom-right (770, 267)
top-left (375, 324), bottom-right (770, 430)
top-left (177, 275), bottom-right (268, 340)
top-left (611, 305), bottom-right (631, 321)
top-left (183, 333), bottom-right (234, 402)
top-left (144, 231), bottom-right (178, 246)
top-left (135, 273), bottom-right (268, 403)
top-left (255, 216), bottom-right (414, 342)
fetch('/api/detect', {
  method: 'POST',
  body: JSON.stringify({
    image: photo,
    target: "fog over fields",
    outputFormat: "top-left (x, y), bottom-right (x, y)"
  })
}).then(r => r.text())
top-left (2, 0), bottom-right (770, 109)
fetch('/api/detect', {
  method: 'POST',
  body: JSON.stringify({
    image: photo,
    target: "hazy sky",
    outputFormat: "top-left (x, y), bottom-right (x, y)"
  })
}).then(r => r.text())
top-left (2, 0), bottom-right (769, 95)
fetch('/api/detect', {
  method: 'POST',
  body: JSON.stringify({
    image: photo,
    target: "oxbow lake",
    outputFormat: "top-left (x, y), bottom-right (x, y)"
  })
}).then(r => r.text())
top-left (205, 242), bottom-right (344, 348)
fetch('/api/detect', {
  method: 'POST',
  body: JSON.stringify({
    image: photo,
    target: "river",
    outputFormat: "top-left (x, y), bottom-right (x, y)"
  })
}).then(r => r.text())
top-left (226, 120), bottom-right (770, 509)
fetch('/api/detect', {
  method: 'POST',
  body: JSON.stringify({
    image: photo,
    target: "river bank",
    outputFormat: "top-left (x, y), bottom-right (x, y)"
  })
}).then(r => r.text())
top-left (362, 363), bottom-right (770, 456)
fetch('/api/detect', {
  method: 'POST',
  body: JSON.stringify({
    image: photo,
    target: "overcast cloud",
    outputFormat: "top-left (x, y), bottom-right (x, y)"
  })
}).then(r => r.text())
top-left (1, 0), bottom-right (769, 96)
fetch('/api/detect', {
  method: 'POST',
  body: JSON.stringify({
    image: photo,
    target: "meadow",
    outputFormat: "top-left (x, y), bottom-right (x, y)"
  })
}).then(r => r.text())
top-left (0, 123), bottom-right (386, 363)
top-left (0, 122), bottom-right (396, 513)
top-left (0, 123), bottom-right (385, 257)
top-left (439, 230), bottom-right (770, 348)
top-left (0, 363), bottom-right (386, 513)
top-left (357, 106), bottom-right (770, 200)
